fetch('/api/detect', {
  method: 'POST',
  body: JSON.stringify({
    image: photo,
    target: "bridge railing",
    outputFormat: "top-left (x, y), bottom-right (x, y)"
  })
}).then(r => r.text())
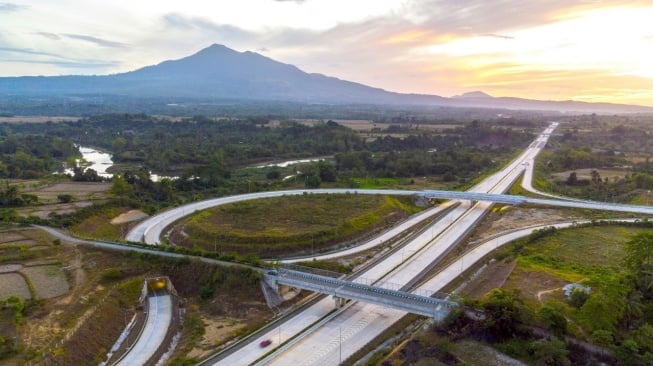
top-left (267, 268), bottom-right (457, 318)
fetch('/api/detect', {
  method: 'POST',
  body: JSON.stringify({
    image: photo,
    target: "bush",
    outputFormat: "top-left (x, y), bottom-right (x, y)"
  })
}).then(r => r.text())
top-left (567, 288), bottom-right (589, 309)
top-left (591, 330), bottom-right (613, 347)
top-left (101, 268), bottom-right (122, 281)
top-left (57, 194), bottom-right (73, 203)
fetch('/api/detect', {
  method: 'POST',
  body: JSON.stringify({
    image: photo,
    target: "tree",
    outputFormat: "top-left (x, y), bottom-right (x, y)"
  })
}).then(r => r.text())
top-left (567, 288), bottom-right (589, 309)
top-left (109, 174), bottom-right (135, 204)
top-left (624, 231), bottom-right (653, 272)
top-left (317, 161), bottom-right (336, 182)
top-left (305, 175), bottom-right (321, 189)
top-left (266, 170), bottom-right (281, 180)
top-left (538, 302), bottom-right (567, 338)
top-left (566, 172), bottom-right (578, 185)
top-left (480, 289), bottom-right (527, 341)
top-left (623, 291), bottom-right (644, 328)
top-left (590, 169), bottom-right (601, 184)
top-left (57, 194), bottom-right (73, 203)
top-left (530, 338), bottom-right (570, 366)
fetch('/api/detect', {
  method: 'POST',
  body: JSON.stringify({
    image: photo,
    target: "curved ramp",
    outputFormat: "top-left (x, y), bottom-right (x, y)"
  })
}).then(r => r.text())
top-left (114, 293), bottom-right (173, 366)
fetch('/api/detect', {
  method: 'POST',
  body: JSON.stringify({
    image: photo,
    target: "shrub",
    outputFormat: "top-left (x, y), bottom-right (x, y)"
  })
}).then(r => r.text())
top-left (101, 268), bottom-right (122, 281)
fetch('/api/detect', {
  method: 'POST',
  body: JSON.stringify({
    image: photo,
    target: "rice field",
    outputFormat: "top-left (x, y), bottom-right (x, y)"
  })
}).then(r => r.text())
top-left (21, 265), bottom-right (70, 299)
top-left (0, 273), bottom-right (31, 300)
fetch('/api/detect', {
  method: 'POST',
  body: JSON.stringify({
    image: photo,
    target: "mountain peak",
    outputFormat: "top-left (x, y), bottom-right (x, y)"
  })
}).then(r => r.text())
top-left (195, 43), bottom-right (239, 56)
top-left (453, 91), bottom-right (493, 99)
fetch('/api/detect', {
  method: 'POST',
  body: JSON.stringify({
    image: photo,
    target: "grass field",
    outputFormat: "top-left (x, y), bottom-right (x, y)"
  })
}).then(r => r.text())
top-left (518, 225), bottom-right (637, 268)
top-left (70, 206), bottom-right (134, 240)
top-left (172, 194), bottom-right (423, 257)
top-left (498, 225), bottom-right (648, 304)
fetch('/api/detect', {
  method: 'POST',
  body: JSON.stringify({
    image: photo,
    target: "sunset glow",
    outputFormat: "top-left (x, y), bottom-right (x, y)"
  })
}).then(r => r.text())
top-left (1, 1), bottom-right (652, 106)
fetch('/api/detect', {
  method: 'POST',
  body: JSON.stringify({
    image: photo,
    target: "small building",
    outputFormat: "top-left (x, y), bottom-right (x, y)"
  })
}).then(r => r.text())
top-left (563, 283), bottom-right (590, 298)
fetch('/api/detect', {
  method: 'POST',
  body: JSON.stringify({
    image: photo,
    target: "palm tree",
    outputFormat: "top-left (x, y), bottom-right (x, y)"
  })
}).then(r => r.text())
top-left (623, 290), bottom-right (644, 329)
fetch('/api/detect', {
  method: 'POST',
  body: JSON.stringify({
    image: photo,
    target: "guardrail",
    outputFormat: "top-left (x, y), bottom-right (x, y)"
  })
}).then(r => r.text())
top-left (267, 268), bottom-right (457, 318)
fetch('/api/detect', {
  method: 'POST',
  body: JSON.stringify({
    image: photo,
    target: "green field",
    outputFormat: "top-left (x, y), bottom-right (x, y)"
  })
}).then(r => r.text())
top-left (171, 194), bottom-right (423, 257)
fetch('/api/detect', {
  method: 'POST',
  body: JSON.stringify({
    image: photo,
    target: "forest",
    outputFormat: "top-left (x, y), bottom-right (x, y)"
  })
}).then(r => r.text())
top-left (0, 114), bottom-right (536, 213)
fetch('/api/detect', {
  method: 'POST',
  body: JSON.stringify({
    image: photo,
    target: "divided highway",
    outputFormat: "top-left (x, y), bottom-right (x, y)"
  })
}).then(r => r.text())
top-left (207, 123), bottom-right (561, 365)
top-left (120, 121), bottom-right (652, 365)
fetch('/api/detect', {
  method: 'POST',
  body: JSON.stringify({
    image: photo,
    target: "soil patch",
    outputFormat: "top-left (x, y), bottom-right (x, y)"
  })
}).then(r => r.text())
top-left (0, 232), bottom-right (28, 243)
top-left (504, 266), bottom-right (569, 302)
top-left (17, 201), bottom-right (94, 218)
top-left (186, 317), bottom-right (245, 359)
top-left (21, 265), bottom-right (70, 299)
top-left (0, 239), bottom-right (38, 246)
top-left (477, 207), bottom-right (573, 240)
top-left (23, 181), bottom-right (110, 206)
top-left (0, 264), bottom-right (23, 273)
top-left (110, 209), bottom-right (148, 224)
top-left (0, 273), bottom-right (31, 299)
top-left (453, 339), bottom-right (527, 366)
top-left (551, 168), bottom-right (629, 181)
top-left (461, 260), bottom-right (516, 299)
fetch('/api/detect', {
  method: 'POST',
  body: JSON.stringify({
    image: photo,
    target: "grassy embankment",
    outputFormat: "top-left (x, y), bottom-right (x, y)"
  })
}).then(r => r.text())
top-left (371, 223), bottom-right (653, 365)
top-left (172, 194), bottom-right (423, 257)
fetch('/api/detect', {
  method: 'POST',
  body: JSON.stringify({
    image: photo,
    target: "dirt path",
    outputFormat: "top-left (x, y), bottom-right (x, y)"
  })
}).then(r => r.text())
top-left (73, 246), bottom-right (87, 293)
top-left (536, 288), bottom-right (559, 303)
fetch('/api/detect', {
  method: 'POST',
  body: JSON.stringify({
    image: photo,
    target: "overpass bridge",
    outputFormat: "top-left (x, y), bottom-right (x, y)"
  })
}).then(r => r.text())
top-left (263, 268), bottom-right (457, 319)
top-left (420, 190), bottom-right (653, 215)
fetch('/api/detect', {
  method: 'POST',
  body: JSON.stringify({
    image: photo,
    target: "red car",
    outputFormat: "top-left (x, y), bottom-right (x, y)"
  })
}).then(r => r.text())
top-left (259, 339), bottom-right (272, 347)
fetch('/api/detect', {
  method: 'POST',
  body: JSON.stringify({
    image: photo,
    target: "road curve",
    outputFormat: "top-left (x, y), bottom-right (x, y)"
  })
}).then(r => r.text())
top-left (114, 292), bottom-right (173, 366)
top-left (126, 189), bottom-right (417, 245)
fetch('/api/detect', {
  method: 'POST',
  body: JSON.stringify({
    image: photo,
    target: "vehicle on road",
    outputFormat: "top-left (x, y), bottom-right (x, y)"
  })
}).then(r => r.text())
top-left (260, 339), bottom-right (272, 347)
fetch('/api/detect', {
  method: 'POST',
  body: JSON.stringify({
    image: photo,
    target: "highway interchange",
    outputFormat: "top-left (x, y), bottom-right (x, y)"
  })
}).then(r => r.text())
top-left (71, 121), bottom-right (653, 365)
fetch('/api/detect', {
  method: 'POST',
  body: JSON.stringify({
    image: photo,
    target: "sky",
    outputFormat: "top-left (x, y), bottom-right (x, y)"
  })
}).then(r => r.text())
top-left (1, 0), bottom-right (653, 106)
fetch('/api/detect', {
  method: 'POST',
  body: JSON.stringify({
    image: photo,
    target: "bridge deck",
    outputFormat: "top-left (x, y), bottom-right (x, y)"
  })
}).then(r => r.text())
top-left (266, 268), bottom-right (456, 318)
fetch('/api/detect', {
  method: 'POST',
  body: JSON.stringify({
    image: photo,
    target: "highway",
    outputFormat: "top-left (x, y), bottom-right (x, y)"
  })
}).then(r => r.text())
top-left (122, 121), bottom-right (652, 365)
top-left (114, 292), bottom-right (173, 366)
top-left (208, 123), bottom-right (560, 365)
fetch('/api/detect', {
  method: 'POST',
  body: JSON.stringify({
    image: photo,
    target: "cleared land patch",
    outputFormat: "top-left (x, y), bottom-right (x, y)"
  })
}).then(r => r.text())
top-left (16, 181), bottom-right (110, 218)
top-left (0, 273), bottom-right (31, 299)
top-left (21, 265), bottom-right (69, 299)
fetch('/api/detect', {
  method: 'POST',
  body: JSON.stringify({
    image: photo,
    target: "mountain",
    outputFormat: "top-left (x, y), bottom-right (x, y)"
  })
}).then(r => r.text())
top-left (0, 44), bottom-right (444, 105)
top-left (453, 91), bottom-right (493, 99)
top-left (0, 44), bottom-right (651, 113)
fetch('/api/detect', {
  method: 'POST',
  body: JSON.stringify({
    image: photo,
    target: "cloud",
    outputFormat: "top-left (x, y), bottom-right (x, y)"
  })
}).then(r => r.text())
top-left (482, 33), bottom-right (515, 40)
top-left (34, 32), bottom-right (61, 40)
top-left (64, 34), bottom-right (129, 48)
top-left (0, 46), bottom-right (121, 71)
top-left (7, 58), bottom-right (120, 69)
top-left (161, 13), bottom-right (256, 42)
top-left (0, 46), bottom-right (62, 58)
top-left (0, 2), bottom-right (27, 12)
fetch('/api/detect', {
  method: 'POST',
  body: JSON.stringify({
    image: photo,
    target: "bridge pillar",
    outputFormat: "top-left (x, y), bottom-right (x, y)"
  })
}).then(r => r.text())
top-left (333, 296), bottom-right (346, 308)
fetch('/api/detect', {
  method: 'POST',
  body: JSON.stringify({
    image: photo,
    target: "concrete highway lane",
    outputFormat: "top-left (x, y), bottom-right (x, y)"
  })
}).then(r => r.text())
top-left (115, 292), bottom-right (172, 366)
top-left (207, 123), bottom-right (548, 365)
top-left (248, 123), bottom-right (558, 365)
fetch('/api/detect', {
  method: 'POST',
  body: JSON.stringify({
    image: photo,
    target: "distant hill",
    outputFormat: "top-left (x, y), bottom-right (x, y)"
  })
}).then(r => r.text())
top-left (0, 44), bottom-right (651, 113)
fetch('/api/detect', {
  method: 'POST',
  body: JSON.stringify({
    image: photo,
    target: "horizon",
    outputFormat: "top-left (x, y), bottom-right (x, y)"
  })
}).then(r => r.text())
top-left (1, 1), bottom-right (653, 107)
